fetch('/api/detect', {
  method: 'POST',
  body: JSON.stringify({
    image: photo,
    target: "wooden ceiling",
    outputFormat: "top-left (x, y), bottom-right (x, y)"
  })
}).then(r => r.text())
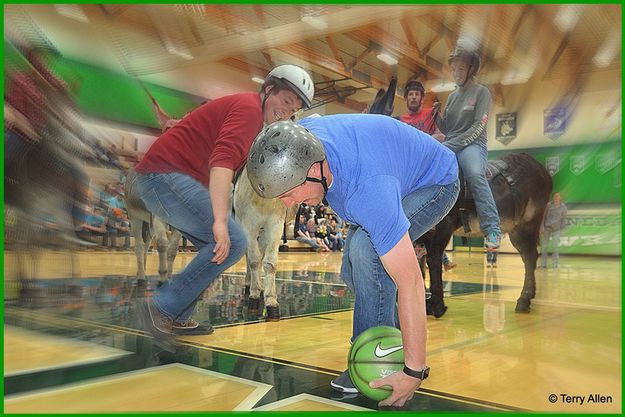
top-left (5, 4), bottom-right (622, 111)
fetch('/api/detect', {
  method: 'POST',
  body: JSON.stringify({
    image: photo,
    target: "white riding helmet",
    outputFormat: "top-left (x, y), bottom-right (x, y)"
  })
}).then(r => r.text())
top-left (266, 65), bottom-right (314, 109)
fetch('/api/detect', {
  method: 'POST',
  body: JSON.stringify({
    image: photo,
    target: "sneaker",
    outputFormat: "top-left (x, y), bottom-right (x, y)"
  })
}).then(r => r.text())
top-left (172, 318), bottom-right (214, 335)
top-left (137, 297), bottom-right (176, 350)
top-left (484, 231), bottom-right (502, 250)
top-left (443, 262), bottom-right (457, 271)
top-left (330, 370), bottom-right (358, 394)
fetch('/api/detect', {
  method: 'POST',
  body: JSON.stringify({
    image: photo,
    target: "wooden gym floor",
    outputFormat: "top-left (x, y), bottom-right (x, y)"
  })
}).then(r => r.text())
top-left (4, 249), bottom-right (621, 413)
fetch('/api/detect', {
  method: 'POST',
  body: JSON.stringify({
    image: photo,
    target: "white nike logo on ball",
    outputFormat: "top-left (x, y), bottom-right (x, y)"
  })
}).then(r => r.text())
top-left (374, 343), bottom-right (404, 358)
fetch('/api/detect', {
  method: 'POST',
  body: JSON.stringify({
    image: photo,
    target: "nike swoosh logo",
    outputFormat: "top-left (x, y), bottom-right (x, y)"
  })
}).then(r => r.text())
top-left (374, 343), bottom-right (404, 358)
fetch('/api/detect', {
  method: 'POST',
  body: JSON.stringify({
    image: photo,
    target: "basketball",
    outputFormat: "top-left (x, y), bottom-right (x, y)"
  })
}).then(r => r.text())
top-left (348, 326), bottom-right (404, 401)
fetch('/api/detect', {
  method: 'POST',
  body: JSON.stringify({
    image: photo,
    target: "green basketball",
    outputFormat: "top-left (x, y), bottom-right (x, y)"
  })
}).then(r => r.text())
top-left (348, 326), bottom-right (404, 401)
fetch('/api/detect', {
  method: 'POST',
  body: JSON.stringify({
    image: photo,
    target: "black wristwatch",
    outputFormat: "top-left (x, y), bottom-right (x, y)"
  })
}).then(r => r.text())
top-left (403, 365), bottom-right (430, 380)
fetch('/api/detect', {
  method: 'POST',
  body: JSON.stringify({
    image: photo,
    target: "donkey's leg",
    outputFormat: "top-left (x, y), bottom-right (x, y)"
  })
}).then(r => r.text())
top-left (166, 229), bottom-right (183, 280)
top-left (152, 218), bottom-right (170, 283)
top-left (509, 223), bottom-right (540, 313)
top-left (258, 214), bottom-right (284, 312)
top-left (132, 219), bottom-right (148, 280)
top-left (246, 231), bottom-right (263, 301)
top-left (424, 226), bottom-right (455, 318)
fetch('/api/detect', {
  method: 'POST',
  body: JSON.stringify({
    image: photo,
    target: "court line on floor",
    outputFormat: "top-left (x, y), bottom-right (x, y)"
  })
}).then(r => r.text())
top-left (6, 307), bottom-right (523, 411)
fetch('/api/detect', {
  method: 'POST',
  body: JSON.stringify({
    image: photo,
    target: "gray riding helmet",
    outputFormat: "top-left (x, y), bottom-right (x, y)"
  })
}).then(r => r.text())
top-left (247, 120), bottom-right (326, 199)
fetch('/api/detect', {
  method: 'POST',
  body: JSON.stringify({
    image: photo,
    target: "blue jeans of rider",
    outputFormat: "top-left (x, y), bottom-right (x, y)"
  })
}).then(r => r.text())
top-left (136, 172), bottom-right (247, 323)
top-left (340, 180), bottom-right (459, 342)
top-left (456, 143), bottom-right (501, 236)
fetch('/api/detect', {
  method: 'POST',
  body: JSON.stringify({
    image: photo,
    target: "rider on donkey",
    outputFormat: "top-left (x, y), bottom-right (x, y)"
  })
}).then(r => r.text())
top-left (433, 44), bottom-right (502, 251)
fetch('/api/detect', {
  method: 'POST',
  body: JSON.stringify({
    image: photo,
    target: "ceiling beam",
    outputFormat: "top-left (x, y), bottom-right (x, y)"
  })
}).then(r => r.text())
top-left (325, 36), bottom-right (344, 66)
top-left (347, 26), bottom-right (445, 79)
top-left (261, 51), bottom-right (275, 68)
top-left (174, 6), bottom-right (433, 69)
top-left (253, 5), bottom-right (266, 28)
top-left (276, 42), bottom-right (388, 89)
top-left (345, 43), bottom-right (374, 72)
top-left (400, 18), bottom-right (422, 57)
top-left (221, 57), bottom-right (269, 79)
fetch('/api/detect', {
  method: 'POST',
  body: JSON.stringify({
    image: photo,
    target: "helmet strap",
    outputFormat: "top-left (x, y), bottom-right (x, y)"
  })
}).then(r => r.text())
top-left (305, 161), bottom-right (329, 206)
top-left (260, 84), bottom-right (274, 113)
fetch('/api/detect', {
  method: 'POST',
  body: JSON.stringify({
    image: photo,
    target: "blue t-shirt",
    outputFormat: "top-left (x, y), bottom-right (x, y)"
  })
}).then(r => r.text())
top-left (299, 114), bottom-right (458, 256)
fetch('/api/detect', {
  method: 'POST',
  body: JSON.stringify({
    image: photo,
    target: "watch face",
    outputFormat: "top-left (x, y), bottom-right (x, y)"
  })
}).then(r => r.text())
top-left (423, 367), bottom-right (430, 379)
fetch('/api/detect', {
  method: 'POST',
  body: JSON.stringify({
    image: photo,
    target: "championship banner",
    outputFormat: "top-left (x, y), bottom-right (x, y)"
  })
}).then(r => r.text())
top-left (544, 107), bottom-right (568, 140)
top-left (495, 112), bottom-right (517, 145)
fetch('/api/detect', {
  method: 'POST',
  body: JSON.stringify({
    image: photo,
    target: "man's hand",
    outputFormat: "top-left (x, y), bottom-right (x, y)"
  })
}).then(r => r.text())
top-left (212, 220), bottom-right (230, 264)
top-left (369, 370), bottom-right (422, 407)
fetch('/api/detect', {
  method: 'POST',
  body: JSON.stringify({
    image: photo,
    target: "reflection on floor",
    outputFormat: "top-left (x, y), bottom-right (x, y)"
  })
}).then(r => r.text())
top-left (4, 250), bottom-right (622, 412)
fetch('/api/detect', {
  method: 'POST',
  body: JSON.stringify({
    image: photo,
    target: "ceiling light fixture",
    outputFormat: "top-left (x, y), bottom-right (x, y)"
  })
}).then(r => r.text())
top-left (53, 5), bottom-right (90, 23)
top-left (376, 52), bottom-right (398, 66)
top-left (251, 76), bottom-right (265, 84)
top-left (593, 32), bottom-right (620, 68)
top-left (301, 15), bottom-right (328, 30)
top-left (430, 81), bottom-right (456, 93)
top-left (553, 4), bottom-right (584, 33)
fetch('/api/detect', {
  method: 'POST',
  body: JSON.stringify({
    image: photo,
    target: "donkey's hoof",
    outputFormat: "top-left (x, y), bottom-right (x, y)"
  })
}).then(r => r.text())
top-left (247, 297), bottom-right (261, 314)
top-left (266, 305), bottom-right (280, 322)
top-left (426, 299), bottom-right (448, 318)
top-left (515, 300), bottom-right (531, 313)
top-left (133, 279), bottom-right (147, 298)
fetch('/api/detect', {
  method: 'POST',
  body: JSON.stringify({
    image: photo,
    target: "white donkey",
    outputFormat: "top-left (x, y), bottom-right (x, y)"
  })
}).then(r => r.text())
top-left (124, 168), bottom-right (182, 288)
top-left (234, 166), bottom-right (294, 321)
top-left (125, 166), bottom-right (290, 321)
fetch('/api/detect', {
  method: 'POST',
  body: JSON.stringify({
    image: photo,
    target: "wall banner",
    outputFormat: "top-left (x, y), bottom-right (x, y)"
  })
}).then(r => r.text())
top-left (496, 112), bottom-right (517, 145)
top-left (544, 107), bottom-right (568, 140)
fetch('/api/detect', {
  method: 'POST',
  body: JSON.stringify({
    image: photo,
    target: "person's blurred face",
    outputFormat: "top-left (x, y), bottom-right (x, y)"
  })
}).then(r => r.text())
top-left (553, 193), bottom-right (561, 204)
top-left (450, 60), bottom-right (470, 86)
top-left (279, 181), bottom-right (324, 209)
top-left (262, 87), bottom-right (303, 123)
top-left (406, 90), bottom-right (424, 113)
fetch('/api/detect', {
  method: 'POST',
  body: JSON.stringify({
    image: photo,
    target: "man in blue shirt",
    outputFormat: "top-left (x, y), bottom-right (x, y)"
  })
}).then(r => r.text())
top-left (246, 115), bottom-right (459, 407)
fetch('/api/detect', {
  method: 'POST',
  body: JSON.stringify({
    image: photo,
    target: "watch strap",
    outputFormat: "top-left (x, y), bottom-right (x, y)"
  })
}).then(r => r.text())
top-left (403, 365), bottom-right (429, 380)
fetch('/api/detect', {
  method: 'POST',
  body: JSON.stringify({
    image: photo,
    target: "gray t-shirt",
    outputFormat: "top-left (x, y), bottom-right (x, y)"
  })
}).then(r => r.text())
top-left (544, 202), bottom-right (568, 231)
top-left (437, 83), bottom-right (492, 153)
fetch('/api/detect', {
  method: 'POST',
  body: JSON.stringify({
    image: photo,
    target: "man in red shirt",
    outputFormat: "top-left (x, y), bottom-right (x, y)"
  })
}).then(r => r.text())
top-left (399, 80), bottom-right (457, 271)
top-left (134, 65), bottom-right (314, 347)
top-left (399, 80), bottom-right (444, 142)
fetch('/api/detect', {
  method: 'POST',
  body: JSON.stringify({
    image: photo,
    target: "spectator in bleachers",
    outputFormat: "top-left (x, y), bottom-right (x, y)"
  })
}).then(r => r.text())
top-left (76, 206), bottom-right (107, 245)
top-left (103, 207), bottom-right (124, 249)
top-left (327, 217), bottom-right (344, 251)
top-left (306, 218), bottom-right (331, 252)
top-left (99, 184), bottom-right (115, 211)
top-left (295, 214), bottom-right (321, 250)
top-left (117, 211), bottom-right (131, 251)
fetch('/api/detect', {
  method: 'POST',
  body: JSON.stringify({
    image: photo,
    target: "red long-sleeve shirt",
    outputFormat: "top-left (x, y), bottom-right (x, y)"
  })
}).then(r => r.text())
top-left (135, 93), bottom-right (263, 186)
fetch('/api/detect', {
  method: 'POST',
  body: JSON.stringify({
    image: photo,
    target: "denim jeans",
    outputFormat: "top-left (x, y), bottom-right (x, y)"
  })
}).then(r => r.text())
top-left (540, 229), bottom-right (561, 267)
top-left (296, 236), bottom-right (320, 250)
top-left (340, 180), bottom-right (459, 341)
top-left (456, 143), bottom-right (501, 236)
top-left (136, 172), bottom-right (247, 322)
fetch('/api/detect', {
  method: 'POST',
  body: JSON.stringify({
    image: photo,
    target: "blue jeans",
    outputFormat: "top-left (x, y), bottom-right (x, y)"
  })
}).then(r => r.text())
top-left (456, 143), bottom-right (501, 236)
top-left (340, 180), bottom-right (459, 341)
top-left (540, 229), bottom-right (561, 267)
top-left (296, 236), bottom-right (320, 250)
top-left (136, 172), bottom-right (247, 322)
